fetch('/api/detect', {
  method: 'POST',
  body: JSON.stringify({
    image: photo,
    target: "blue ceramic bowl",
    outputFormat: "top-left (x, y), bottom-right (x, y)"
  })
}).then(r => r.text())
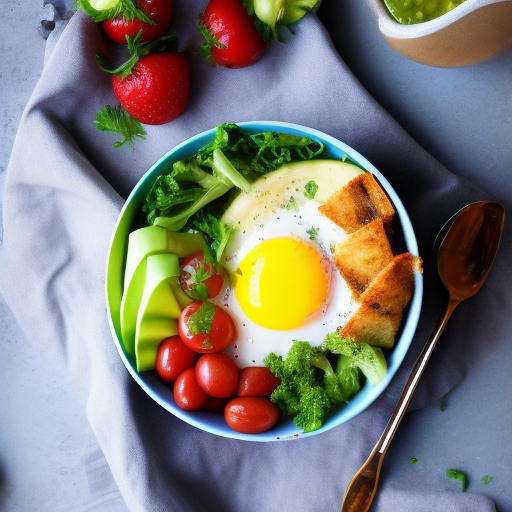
top-left (105, 121), bottom-right (423, 441)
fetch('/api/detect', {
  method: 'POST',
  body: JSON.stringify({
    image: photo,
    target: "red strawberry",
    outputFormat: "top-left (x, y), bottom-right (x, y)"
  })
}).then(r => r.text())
top-left (199, 0), bottom-right (266, 69)
top-left (102, 0), bottom-right (173, 44)
top-left (97, 34), bottom-right (190, 125)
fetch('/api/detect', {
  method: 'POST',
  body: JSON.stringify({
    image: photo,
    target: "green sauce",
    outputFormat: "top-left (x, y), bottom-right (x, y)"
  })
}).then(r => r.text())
top-left (382, 0), bottom-right (467, 24)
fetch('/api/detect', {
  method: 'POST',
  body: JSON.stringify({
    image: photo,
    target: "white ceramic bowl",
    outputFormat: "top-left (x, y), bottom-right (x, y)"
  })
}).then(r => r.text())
top-left (105, 121), bottom-right (423, 441)
top-left (366, 0), bottom-right (512, 67)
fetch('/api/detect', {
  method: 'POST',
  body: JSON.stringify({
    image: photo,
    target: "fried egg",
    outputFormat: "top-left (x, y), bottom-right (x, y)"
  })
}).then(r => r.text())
top-left (215, 201), bottom-right (359, 367)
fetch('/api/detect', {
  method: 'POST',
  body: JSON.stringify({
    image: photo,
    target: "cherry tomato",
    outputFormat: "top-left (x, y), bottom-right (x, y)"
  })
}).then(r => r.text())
top-left (102, 0), bottom-right (173, 44)
top-left (178, 301), bottom-right (236, 353)
top-left (173, 367), bottom-right (209, 411)
top-left (195, 353), bottom-right (240, 398)
top-left (200, 0), bottom-right (266, 69)
top-left (202, 396), bottom-right (230, 412)
top-left (225, 397), bottom-right (279, 434)
top-left (154, 336), bottom-right (197, 383)
top-left (179, 251), bottom-right (225, 300)
top-left (237, 367), bottom-right (281, 397)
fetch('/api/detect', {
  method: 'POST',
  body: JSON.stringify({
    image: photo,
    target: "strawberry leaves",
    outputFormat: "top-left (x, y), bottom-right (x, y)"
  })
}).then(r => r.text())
top-left (93, 105), bottom-right (147, 148)
top-left (96, 32), bottom-right (178, 78)
top-left (77, 0), bottom-right (155, 25)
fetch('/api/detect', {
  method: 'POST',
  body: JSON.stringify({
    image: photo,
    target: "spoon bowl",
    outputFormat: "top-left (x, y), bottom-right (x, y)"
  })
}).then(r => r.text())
top-left (341, 200), bottom-right (504, 512)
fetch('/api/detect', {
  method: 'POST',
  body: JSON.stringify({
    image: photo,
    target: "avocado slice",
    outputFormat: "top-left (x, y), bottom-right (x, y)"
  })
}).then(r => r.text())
top-left (134, 253), bottom-right (181, 372)
top-left (120, 226), bottom-right (205, 355)
top-left (221, 159), bottom-right (364, 269)
top-left (221, 159), bottom-right (364, 234)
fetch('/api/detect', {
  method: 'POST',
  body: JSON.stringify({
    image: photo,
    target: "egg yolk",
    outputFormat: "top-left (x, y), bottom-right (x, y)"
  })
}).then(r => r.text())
top-left (234, 237), bottom-right (331, 330)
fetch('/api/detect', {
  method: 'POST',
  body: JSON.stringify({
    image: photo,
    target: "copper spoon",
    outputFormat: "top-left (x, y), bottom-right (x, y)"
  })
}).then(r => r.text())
top-left (341, 200), bottom-right (505, 512)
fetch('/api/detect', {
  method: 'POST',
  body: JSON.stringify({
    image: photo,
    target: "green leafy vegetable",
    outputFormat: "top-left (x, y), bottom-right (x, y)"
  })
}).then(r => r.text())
top-left (304, 180), bottom-right (319, 199)
top-left (76, 0), bottom-right (154, 24)
top-left (93, 105), bottom-right (147, 148)
top-left (324, 332), bottom-right (387, 386)
top-left (481, 475), bottom-right (493, 485)
top-left (212, 149), bottom-right (252, 193)
top-left (188, 302), bottom-right (216, 335)
top-left (141, 123), bottom-right (327, 236)
top-left (446, 469), bottom-right (468, 492)
top-left (189, 211), bottom-right (234, 263)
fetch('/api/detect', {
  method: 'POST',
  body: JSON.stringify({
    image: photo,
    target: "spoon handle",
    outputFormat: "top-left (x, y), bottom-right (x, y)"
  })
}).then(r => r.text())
top-left (341, 298), bottom-right (460, 512)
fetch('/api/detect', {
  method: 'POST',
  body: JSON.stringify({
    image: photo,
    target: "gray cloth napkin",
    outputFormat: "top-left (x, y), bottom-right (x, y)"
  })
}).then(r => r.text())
top-left (0, 3), bottom-right (502, 511)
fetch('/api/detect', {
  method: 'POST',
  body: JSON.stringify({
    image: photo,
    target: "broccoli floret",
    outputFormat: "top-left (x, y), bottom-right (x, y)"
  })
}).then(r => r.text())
top-left (324, 332), bottom-right (387, 386)
top-left (335, 354), bottom-right (362, 402)
top-left (264, 341), bottom-right (340, 432)
top-left (310, 352), bottom-right (343, 404)
top-left (293, 385), bottom-right (333, 433)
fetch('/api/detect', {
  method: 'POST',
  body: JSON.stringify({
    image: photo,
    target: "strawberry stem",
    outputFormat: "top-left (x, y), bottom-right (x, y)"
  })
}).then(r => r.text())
top-left (96, 33), bottom-right (178, 78)
top-left (77, 0), bottom-right (156, 24)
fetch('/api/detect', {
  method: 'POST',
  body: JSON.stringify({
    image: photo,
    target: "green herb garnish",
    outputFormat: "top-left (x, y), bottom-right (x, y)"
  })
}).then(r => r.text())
top-left (410, 458), bottom-right (418, 465)
top-left (481, 475), bottom-right (493, 485)
top-left (306, 226), bottom-right (319, 241)
top-left (446, 469), bottom-right (468, 491)
top-left (93, 105), bottom-right (147, 148)
top-left (188, 302), bottom-right (216, 335)
top-left (304, 180), bottom-right (319, 200)
top-left (281, 196), bottom-right (298, 211)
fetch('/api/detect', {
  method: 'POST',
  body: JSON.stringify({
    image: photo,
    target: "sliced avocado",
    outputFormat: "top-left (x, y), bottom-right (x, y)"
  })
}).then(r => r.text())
top-left (120, 226), bottom-right (205, 355)
top-left (135, 318), bottom-right (179, 372)
top-left (221, 159), bottom-right (364, 234)
top-left (134, 253), bottom-right (181, 372)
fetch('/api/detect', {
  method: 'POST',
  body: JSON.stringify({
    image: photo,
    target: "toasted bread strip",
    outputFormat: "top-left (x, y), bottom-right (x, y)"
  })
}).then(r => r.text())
top-left (341, 253), bottom-right (419, 348)
top-left (333, 218), bottom-right (394, 299)
top-left (319, 173), bottom-right (395, 233)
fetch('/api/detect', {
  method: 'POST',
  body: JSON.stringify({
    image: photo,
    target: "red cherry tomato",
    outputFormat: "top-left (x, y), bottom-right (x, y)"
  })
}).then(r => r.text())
top-left (102, 0), bottom-right (173, 44)
top-left (202, 396), bottom-right (230, 412)
top-left (195, 353), bottom-right (240, 398)
top-left (154, 336), bottom-right (197, 383)
top-left (225, 397), bottom-right (279, 434)
top-left (237, 367), bottom-right (281, 397)
top-left (179, 251), bottom-right (225, 300)
top-left (200, 0), bottom-right (266, 68)
top-left (173, 367), bottom-right (209, 411)
top-left (178, 301), bottom-right (236, 353)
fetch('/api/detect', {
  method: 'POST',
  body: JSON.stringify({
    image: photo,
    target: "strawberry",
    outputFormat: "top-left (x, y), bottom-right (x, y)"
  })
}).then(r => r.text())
top-left (97, 34), bottom-right (190, 125)
top-left (199, 0), bottom-right (266, 69)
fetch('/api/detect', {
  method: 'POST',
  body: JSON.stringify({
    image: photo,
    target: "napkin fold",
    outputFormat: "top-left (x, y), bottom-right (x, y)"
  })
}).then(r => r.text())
top-left (0, 3), bottom-right (501, 511)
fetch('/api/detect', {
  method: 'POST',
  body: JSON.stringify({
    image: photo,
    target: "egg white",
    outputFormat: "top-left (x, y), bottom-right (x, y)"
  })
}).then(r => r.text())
top-left (215, 201), bottom-right (359, 367)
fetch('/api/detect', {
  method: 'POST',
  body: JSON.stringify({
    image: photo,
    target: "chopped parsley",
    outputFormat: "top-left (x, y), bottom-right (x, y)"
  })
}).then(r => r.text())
top-left (188, 302), bottom-right (216, 335)
top-left (304, 180), bottom-right (319, 200)
top-left (446, 469), bottom-right (468, 491)
top-left (410, 457), bottom-right (418, 465)
top-left (481, 475), bottom-right (494, 485)
top-left (280, 196), bottom-right (298, 211)
top-left (306, 226), bottom-right (319, 241)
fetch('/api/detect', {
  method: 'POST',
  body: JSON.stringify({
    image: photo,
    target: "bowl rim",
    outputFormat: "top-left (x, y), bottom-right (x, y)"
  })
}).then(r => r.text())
top-left (105, 120), bottom-right (423, 442)
top-left (367, 0), bottom-right (512, 38)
